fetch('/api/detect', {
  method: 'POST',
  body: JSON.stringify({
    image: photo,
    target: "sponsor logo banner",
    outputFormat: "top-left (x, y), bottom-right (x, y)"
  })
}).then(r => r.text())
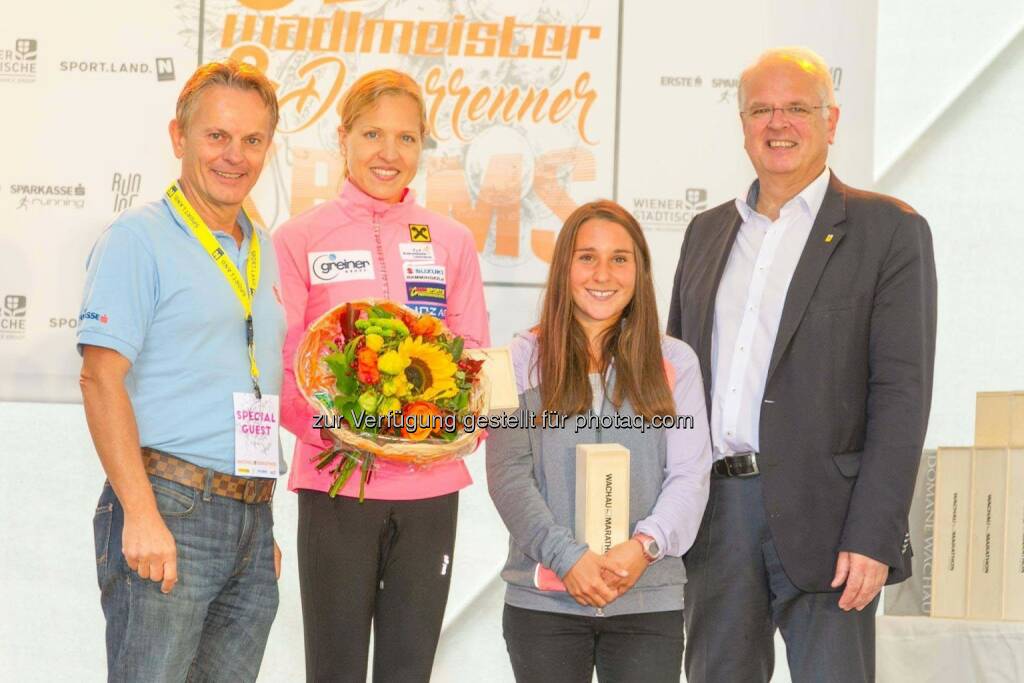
top-left (49, 317), bottom-right (80, 330)
top-left (686, 187), bottom-right (707, 212)
top-left (1, 295), bottom-right (28, 340)
top-left (406, 303), bottom-right (446, 318)
top-left (155, 57), bottom-right (176, 81)
top-left (9, 183), bottom-right (86, 211)
top-left (409, 224), bottom-right (431, 242)
top-left (659, 75), bottom-right (703, 87)
top-left (196, 0), bottom-right (617, 285)
top-left (112, 172), bottom-right (142, 213)
top-left (398, 243), bottom-right (434, 262)
top-left (0, 38), bottom-right (38, 84)
top-left (308, 250), bottom-right (374, 283)
top-left (403, 263), bottom-right (446, 284)
top-left (406, 283), bottom-right (446, 303)
top-left (633, 188), bottom-right (707, 231)
top-left (59, 60), bottom-right (157, 77)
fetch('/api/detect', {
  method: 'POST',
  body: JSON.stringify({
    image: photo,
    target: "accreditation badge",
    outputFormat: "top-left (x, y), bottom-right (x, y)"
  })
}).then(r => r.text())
top-left (233, 392), bottom-right (280, 478)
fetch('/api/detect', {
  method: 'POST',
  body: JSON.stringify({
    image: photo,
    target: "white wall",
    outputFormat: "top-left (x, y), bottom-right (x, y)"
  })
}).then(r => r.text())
top-left (875, 1), bottom-right (1024, 448)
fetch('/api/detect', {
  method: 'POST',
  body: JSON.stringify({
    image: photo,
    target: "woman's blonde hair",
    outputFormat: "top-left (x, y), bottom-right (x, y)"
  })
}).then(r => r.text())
top-left (337, 69), bottom-right (428, 178)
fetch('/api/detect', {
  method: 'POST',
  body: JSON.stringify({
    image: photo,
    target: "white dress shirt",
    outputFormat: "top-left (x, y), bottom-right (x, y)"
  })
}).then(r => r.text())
top-left (710, 167), bottom-right (831, 458)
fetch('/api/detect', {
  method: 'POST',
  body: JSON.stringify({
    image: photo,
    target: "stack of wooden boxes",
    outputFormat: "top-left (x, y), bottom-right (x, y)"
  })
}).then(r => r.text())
top-left (931, 392), bottom-right (1024, 620)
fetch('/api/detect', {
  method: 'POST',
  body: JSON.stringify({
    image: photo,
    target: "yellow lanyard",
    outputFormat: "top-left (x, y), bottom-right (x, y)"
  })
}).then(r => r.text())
top-left (165, 182), bottom-right (263, 397)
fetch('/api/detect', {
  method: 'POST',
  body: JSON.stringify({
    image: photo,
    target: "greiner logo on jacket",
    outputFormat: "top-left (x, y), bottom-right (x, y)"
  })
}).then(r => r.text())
top-left (308, 250), bottom-right (375, 283)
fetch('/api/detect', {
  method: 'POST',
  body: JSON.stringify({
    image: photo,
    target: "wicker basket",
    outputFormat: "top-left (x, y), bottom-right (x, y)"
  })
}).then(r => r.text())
top-left (294, 299), bottom-right (486, 467)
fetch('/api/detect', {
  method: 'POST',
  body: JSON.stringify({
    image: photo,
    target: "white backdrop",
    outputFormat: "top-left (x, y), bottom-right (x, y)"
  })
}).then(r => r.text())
top-left (0, 0), bottom-right (878, 402)
top-left (0, 1), bottom-right (885, 681)
top-left (618, 0), bottom-right (877, 319)
top-left (1, 0), bottom-right (621, 401)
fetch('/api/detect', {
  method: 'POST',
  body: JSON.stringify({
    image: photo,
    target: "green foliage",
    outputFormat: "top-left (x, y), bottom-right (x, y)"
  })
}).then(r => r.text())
top-left (449, 337), bottom-right (464, 361)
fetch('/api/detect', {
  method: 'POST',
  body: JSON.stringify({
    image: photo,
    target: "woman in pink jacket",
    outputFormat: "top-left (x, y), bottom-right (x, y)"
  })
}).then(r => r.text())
top-left (273, 69), bottom-right (490, 683)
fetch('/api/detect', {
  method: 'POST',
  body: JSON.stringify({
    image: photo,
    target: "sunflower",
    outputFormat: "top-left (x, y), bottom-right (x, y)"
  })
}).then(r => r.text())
top-left (398, 336), bottom-right (458, 401)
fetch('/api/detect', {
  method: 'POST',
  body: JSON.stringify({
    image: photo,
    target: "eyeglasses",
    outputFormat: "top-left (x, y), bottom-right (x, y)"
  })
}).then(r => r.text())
top-left (740, 104), bottom-right (831, 121)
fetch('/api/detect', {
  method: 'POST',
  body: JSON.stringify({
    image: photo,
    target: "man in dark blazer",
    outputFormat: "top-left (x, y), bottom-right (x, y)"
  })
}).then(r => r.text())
top-left (667, 47), bottom-right (936, 682)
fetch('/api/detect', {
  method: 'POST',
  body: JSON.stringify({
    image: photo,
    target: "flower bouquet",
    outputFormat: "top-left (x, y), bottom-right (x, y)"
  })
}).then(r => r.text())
top-left (295, 300), bottom-right (487, 499)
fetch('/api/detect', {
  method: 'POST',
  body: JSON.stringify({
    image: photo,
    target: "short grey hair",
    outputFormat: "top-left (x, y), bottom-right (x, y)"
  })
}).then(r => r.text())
top-left (738, 46), bottom-right (836, 117)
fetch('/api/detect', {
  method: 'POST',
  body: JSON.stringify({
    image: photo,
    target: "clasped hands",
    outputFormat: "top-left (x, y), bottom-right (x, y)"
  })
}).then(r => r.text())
top-left (562, 539), bottom-right (649, 608)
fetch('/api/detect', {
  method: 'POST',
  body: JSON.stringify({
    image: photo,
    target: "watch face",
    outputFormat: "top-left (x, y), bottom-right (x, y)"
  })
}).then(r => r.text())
top-left (647, 539), bottom-right (660, 557)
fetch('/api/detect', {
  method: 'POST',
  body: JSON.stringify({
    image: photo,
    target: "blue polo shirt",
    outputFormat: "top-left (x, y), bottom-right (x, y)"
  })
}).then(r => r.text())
top-left (77, 196), bottom-right (287, 474)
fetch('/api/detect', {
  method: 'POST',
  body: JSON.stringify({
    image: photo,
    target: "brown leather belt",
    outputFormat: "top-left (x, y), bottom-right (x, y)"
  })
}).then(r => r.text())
top-left (142, 448), bottom-right (275, 504)
top-left (711, 452), bottom-right (760, 478)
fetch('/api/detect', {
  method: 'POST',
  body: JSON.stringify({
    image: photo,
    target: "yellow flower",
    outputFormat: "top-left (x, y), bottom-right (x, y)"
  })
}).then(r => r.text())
top-left (381, 373), bottom-right (411, 398)
top-left (399, 336), bottom-right (458, 401)
top-left (377, 396), bottom-right (402, 417)
top-left (364, 333), bottom-right (384, 352)
top-left (377, 349), bottom-right (410, 376)
top-left (357, 389), bottom-right (379, 415)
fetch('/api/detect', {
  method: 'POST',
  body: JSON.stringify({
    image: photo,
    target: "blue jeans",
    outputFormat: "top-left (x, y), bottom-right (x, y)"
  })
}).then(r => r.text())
top-left (93, 475), bottom-right (279, 682)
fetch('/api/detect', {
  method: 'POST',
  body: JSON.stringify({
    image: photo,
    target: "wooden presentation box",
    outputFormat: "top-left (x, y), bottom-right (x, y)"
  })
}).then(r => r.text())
top-left (1004, 449), bottom-right (1024, 621)
top-left (575, 443), bottom-right (630, 555)
top-left (975, 391), bottom-right (1024, 448)
top-left (931, 447), bottom-right (972, 618)
top-left (966, 448), bottom-right (1008, 620)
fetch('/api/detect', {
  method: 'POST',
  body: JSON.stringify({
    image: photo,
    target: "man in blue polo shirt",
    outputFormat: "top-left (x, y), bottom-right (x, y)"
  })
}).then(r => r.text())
top-left (78, 60), bottom-right (286, 682)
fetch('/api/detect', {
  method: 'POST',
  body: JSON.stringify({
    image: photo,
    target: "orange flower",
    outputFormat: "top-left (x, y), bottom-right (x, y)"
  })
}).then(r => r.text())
top-left (409, 314), bottom-right (442, 338)
top-left (401, 401), bottom-right (442, 441)
top-left (356, 347), bottom-right (380, 384)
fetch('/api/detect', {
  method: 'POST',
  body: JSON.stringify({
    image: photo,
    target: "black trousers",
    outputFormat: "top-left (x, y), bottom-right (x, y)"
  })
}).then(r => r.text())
top-left (684, 475), bottom-right (878, 683)
top-left (297, 490), bottom-right (458, 683)
top-left (502, 604), bottom-right (685, 683)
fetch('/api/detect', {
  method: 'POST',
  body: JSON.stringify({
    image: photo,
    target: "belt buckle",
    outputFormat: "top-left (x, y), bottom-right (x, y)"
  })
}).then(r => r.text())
top-left (243, 479), bottom-right (257, 504)
top-left (736, 451), bottom-right (758, 477)
top-left (723, 457), bottom-right (738, 477)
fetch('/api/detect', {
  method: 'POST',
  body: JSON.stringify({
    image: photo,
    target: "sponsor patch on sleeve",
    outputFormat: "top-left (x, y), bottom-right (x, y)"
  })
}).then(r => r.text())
top-left (307, 250), bottom-right (375, 284)
top-left (79, 310), bottom-right (109, 324)
top-left (398, 242), bottom-right (435, 262)
top-left (402, 263), bottom-right (446, 283)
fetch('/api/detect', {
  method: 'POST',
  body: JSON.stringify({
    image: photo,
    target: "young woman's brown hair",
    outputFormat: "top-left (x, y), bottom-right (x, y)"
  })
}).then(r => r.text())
top-left (536, 199), bottom-right (674, 419)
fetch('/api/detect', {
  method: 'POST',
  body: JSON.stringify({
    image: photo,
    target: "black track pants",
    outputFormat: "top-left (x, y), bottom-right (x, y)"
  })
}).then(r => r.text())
top-left (297, 490), bottom-right (459, 683)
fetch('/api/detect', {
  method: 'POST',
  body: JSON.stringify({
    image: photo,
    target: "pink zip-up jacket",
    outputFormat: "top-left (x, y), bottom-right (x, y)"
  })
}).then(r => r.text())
top-left (274, 180), bottom-right (491, 499)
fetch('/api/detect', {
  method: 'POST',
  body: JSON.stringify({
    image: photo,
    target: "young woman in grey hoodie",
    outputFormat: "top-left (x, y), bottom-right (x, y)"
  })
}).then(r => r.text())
top-left (486, 200), bottom-right (712, 682)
